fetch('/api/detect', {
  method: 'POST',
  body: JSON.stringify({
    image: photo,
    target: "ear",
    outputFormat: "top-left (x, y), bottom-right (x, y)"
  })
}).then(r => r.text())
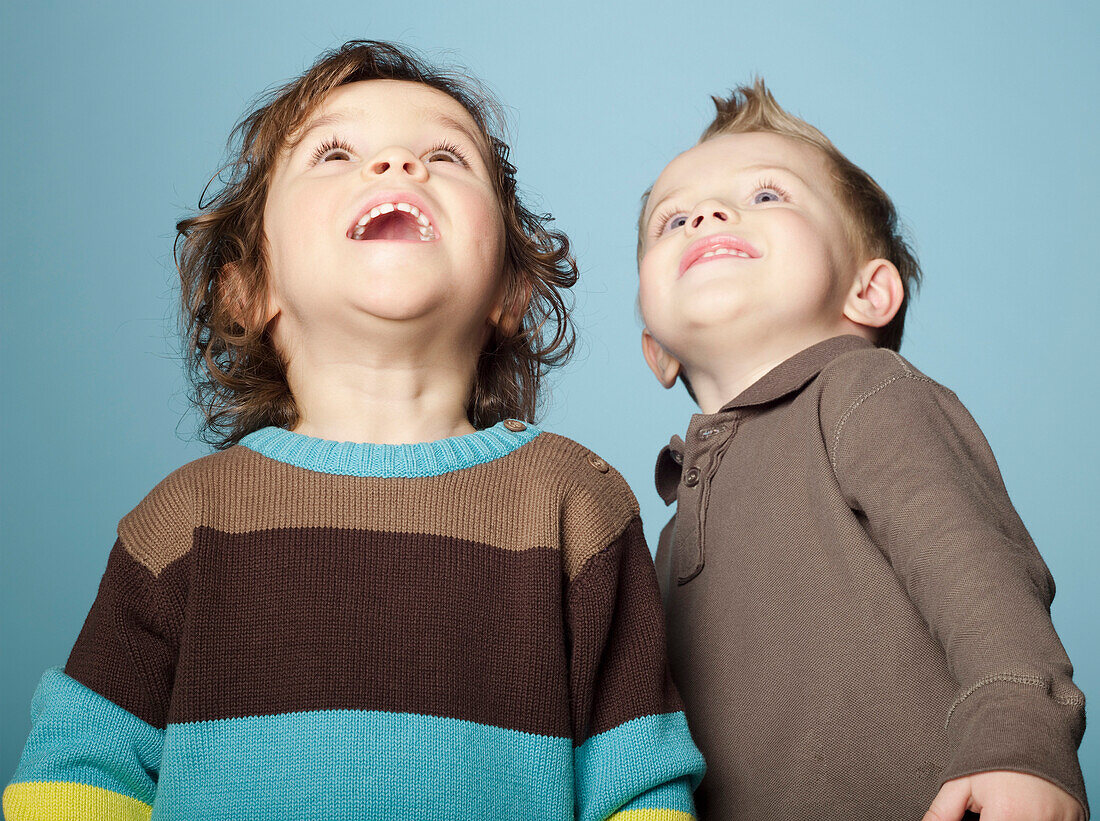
top-left (488, 280), bottom-right (532, 338)
top-left (219, 262), bottom-right (279, 331)
top-left (641, 328), bottom-right (682, 389)
top-left (842, 259), bottom-right (903, 330)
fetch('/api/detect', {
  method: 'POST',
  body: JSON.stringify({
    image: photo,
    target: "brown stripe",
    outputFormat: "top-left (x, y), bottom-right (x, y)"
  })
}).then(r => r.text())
top-left (567, 518), bottom-right (683, 743)
top-left (120, 433), bottom-right (637, 582)
top-left (166, 526), bottom-right (571, 736)
top-left (65, 539), bottom-right (188, 729)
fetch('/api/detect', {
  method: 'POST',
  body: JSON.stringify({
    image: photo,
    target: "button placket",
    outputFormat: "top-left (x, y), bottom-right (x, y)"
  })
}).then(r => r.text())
top-left (673, 414), bottom-right (739, 585)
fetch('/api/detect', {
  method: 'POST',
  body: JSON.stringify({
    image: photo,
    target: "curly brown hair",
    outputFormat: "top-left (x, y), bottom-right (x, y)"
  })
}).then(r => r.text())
top-left (176, 40), bottom-right (577, 449)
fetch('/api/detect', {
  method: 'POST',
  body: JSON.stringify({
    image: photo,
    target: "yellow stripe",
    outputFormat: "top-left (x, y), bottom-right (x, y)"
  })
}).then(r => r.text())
top-left (2, 781), bottom-right (152, 821)
top-left (609, 810), bottom-right (695, 821)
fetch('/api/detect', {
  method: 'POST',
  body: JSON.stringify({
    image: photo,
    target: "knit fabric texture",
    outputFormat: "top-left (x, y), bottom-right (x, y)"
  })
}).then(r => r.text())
top-left (5, 421), bottom-right (704, 820)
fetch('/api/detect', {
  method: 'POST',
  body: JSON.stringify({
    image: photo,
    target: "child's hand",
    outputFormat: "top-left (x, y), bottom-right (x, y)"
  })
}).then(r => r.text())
top-left (922, 771), bottom-right (1084, 821)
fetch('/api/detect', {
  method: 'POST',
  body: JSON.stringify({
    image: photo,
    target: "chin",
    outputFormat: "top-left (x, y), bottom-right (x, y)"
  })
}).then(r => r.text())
top-left (353, 299), bottom-right (444, 324)
top-left (680, 294), bottom-right (752, 330)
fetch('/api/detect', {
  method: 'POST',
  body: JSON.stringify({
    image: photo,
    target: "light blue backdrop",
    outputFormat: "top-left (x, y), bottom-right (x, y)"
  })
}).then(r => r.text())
top-left (3, 0), bottom-right (1097, 797)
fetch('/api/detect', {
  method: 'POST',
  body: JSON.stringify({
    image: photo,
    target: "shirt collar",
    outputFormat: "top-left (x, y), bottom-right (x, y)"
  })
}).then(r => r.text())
top-left (655, 335), bottom-right (874, 504)
top-left (717, 334), bottom-right (873, 410)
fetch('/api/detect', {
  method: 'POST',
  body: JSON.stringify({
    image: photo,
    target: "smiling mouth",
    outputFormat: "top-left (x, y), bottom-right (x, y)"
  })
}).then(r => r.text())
top-left (349, 202), bottom-right (437, 242)
top-left (679, 235), bottom-right (761, 276)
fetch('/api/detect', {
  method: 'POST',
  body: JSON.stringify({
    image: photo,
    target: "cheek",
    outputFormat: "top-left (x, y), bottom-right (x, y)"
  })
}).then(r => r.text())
top-left (637, 260), bottom-right (671, 326)
top-left (638, 246), bottom-right (674, 293)
top-left (785, 214), bottom-right (840, 262)
top-left (463, 192), bottom-right (507, 267)
top-left (261, 201), bottom-right (301, 270)
top-left (465, 187), bottom-right (504, 236)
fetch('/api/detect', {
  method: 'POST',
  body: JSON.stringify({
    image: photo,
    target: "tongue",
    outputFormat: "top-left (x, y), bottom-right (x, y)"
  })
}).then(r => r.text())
top-left (362, 211), bottom-right (422, 241)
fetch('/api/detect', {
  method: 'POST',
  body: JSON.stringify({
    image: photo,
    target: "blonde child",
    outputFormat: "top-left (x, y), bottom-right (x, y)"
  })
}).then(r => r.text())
top-left (636, 80), bottom-right (1086, 820)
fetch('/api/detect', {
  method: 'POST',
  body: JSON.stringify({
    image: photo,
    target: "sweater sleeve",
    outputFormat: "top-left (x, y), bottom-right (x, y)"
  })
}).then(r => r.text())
top-left (566, 510), bottom-right (705, 821)
top-left (4, 477), bottom-right (192, 821)
top-left (829, 368), bottom-right (1088, 816)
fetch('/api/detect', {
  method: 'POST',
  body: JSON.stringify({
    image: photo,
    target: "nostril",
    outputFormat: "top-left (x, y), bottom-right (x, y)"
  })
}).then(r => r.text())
top-left (692, 215), bottom-right (704, 228)
top-left (373, 161), bottom-right (390, 174)
top-left (713, 211), bottom-right (728, 221)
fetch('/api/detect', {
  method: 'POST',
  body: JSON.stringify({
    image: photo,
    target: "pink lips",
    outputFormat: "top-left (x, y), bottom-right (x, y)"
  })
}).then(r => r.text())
top-left (678, 234), bottom-right (761, 277)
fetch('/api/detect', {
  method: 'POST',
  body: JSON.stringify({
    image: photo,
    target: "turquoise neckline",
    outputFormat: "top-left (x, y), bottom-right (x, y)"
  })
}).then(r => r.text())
top-left (238, 421), bottom-right (540, 478)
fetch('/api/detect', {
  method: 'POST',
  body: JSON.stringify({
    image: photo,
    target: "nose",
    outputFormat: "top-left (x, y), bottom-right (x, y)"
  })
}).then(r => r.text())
top-left (688, 200), bottom-right (735, 232)
top-left (364, 145), bottom-right (429, 182)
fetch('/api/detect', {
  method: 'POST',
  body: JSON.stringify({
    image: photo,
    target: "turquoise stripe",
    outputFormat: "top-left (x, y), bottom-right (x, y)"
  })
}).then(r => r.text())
top-left (239, 420), bottom-right (540, 477)
top-left (7, 669), bottom-right (162, 806)
top-left (154, 709), bottom-right (573, 820)
top-left (574, 712), bottom-right (704, 821)
top-left (617, 777), bottom-right (695, 812)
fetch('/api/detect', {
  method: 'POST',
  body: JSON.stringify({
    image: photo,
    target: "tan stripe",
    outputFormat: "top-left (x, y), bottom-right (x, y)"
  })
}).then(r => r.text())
top-left (119, 432), bottom-right (638, 580)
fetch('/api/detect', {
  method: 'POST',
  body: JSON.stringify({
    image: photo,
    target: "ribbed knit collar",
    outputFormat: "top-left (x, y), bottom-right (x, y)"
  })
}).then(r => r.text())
top-left (238, 421), bottom-right (540, 478)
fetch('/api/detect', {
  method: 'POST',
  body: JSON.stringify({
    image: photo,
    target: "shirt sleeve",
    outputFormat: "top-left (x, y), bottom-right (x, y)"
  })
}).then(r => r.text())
top-left (829, 369), bottom-right (1088, 815)
top-left (5, 498), bottom-right (189, 820)
top-left (567, 515), bottom-right (706, 821)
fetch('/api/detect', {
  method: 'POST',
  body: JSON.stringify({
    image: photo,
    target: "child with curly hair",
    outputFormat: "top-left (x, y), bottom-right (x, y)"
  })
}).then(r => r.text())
top-left (5, 40), bottom-right (703, 821)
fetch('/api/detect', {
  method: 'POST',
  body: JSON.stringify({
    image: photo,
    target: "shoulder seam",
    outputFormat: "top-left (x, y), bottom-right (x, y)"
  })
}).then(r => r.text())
top-left (569, 514), bottom-right (642, 584)
top-left (830, 367), bottom-right (938, 473)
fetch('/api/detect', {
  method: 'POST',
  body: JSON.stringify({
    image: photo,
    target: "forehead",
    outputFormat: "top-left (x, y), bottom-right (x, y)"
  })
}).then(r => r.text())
top-left (649, 131), bottom-right (835, 206)
top-left (290, 79), bottom-right (485, 146)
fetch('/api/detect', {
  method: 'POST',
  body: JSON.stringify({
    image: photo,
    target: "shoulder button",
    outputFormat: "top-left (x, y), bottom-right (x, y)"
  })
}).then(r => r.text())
top-left (587, 454), bottom-right (609, 473)
top-left (503, 419), bottom-right (527, 432)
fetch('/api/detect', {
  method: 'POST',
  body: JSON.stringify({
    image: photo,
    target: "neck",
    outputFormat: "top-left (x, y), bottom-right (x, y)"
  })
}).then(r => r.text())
top-left (283, 329), bottom-right (483, 445)
top-left (681, 326), bottom-right (869, 414)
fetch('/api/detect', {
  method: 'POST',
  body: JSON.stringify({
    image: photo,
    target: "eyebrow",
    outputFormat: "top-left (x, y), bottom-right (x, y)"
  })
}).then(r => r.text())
top-left (644, 163), bottom-right (813, 224)
top-left (431, 113), bottom-right (485, 153)
top-left (287, 112), bottom-right (347, 152)
top-left (286, 108), bottom-right (487, 159)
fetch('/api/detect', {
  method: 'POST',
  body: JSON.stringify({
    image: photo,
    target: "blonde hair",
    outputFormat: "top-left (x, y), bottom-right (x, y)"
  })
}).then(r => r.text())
top-left (639, 78), bottom-right (920, 351)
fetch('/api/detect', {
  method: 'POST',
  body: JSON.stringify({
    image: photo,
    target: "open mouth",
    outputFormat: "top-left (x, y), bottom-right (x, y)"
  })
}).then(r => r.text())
top-left (348, 202), bottom-right (437, 242)
top-left (679, 234), bottom-right (761, 276)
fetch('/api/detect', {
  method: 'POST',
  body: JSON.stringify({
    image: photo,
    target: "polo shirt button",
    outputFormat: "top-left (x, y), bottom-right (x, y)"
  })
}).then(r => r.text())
top-left (588, 455), bottom-right (609, 473)
top-left (684, 468), bottom-right (700, 487)
top-left (503, 419), bottom-right (527, 432)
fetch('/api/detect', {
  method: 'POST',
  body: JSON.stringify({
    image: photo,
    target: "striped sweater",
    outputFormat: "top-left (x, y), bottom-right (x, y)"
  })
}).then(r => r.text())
top-left (5, 421), bottom-right (704, 820)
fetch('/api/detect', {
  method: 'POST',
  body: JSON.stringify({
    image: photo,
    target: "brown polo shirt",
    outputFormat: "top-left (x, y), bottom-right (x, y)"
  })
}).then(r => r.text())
top-left (655, 335), bottom-right (1088, 820)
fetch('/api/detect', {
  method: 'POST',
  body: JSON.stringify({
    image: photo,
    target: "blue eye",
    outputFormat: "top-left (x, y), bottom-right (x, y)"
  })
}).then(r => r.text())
top-left (751, 179), bottom-right (789, 204)
top-left (659, 213), bottom-right (689, 235)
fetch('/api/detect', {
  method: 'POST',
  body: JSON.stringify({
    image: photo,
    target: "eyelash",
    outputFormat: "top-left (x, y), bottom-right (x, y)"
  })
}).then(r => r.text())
top-left (310, 137), bottom-right (354, 165)
top-left (650, 208), bottom-right (685, 237)
top-left (425, 140), bottom-right (470, 166)
top-left (754, 178), bottom-right (790, 203)
top-left (651, 179), bottom-right (791, 236)
top-left (308, 137), bottom-right (471, 167)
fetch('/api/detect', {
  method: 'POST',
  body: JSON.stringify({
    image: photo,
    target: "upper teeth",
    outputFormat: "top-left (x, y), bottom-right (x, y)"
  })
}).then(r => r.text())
top-left (351, 201), bottom-right (436, 241)
top-left (701, 247), bottom-right (751, 259)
